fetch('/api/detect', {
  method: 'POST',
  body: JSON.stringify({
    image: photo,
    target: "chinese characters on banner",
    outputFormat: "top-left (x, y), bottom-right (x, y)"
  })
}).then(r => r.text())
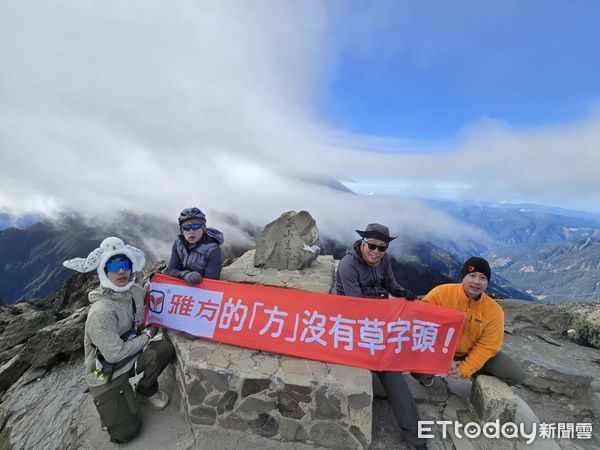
top-left (146, 274), bottom-right (465, 373)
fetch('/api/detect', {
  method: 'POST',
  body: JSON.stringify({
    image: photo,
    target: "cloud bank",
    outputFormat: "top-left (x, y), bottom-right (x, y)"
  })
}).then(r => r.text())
top-left (1, 1), bottom-right (599, 250)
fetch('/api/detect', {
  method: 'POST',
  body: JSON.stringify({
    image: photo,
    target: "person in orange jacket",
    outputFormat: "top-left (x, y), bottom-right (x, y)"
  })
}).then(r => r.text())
top-left (414, 257), bottom-right (525, 387)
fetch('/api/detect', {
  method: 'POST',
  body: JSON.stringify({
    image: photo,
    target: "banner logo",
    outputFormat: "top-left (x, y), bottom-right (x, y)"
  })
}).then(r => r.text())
top-left (148, 290), bottom-right (165, 314)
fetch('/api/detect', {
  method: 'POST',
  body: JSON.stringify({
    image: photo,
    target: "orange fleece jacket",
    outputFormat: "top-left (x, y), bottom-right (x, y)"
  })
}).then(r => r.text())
top-left (423, 283), bottom-right (504, 377)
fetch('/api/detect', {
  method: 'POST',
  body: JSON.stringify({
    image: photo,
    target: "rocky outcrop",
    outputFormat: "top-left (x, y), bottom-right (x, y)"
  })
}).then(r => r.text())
top-left (500, 300), bottom-right (600, 349)
top-left (254, 211), bottom-right (320, 270)
top-left (0, 272), bottom-right (132, 394)
top-left (0, 307), bottom-right (57, 352)
top-left (500, 299), bottom-right (600, 448)
top-left (38, 271), bottom-right (98, 315)
top-left (0, 361), bottom-right (85, 450)
top-left (0, 306), bottom-right (87, 392)
top-left (0, 302), bottom-right (59, 392)
top-left (557, 302), bottom-right (600, 348)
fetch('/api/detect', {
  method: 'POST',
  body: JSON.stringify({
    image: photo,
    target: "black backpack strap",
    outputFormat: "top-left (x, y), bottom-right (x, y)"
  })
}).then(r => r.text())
top-left (130, 296), bottom-right (137, 330)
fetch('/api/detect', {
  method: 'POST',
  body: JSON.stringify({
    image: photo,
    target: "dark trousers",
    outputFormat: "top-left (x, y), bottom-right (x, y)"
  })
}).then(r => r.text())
top-left (412, 351), bottom-right (525, 386)
top-left (375, 371), bottom-right (425, 447)
top-left (134, 339), bottom-right (175, 397)
top-left (89, 340), bottom-right (175, 443)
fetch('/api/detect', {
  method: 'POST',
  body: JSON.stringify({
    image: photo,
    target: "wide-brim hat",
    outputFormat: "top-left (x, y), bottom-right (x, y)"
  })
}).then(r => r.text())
top-left (355, 223), bottom-right (397, 243)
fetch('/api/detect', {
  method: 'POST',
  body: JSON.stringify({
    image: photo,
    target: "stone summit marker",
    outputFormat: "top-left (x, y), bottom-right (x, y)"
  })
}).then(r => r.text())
top-left (166, 212), bottom-right (372, 449)
top-left (254, 210), bottom-right (321, 270)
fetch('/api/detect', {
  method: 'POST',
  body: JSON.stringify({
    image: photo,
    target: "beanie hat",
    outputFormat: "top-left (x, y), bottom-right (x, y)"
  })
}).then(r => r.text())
top-left (461, 257), bottom-right (491, 281)
top-left (63, 237), bottom-right (145, 292)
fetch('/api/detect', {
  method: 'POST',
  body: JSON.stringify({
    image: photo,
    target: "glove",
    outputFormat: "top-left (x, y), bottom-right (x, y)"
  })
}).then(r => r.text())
top-left (403, 290), bottom-right (417, 301)
top-left (143, 326), bottom-right (159, 339)
top-left (182, 271), bottom-right (203, 285)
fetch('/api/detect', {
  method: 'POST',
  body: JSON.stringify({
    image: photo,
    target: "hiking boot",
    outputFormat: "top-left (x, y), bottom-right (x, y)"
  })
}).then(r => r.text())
top-left (418, 377), bottom-right (434, 388)
top-left (139, 390), bottom-right (169, 410)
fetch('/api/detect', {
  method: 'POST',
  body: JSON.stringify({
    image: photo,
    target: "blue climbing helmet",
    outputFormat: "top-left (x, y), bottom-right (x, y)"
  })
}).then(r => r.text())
top-left (178, 207), bottom-right (206, 226)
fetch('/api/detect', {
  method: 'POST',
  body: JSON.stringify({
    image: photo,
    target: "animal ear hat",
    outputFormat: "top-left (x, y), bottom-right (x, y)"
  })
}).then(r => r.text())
top-left (63, 237), bottom-right (145, 292)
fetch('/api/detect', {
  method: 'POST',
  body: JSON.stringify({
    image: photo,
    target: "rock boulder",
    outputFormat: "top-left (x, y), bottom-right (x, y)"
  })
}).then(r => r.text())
top-left (254, 211), bottom-right (320, 270)
top-left (470, 375), bottom-right (517, 422)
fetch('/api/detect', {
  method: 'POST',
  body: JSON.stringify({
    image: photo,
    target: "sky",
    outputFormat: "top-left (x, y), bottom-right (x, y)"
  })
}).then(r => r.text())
top-left (1, 0), bottom-right (600, 246)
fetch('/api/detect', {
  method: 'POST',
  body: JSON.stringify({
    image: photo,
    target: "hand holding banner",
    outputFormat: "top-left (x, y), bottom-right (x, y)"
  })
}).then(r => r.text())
top-left (146, 274), bottom-right (465, 373)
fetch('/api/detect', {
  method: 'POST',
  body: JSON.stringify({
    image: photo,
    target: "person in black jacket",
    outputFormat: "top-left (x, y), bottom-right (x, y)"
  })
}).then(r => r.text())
top-left (335, 224), bottom-right (415, 300)
top-left (165, 207), bottom-right (224, 284)
top-left (336, 223), bottom-right (426, 450)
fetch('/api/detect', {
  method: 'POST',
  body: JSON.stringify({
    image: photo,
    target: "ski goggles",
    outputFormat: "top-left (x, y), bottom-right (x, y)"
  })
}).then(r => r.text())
top-left (105, 260), bottom-right (132, 273)
top-left (181, 223), bottom-right (203, 231)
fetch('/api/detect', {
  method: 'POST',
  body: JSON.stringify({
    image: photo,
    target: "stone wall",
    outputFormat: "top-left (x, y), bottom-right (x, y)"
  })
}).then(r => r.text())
top-left (168, 333), bottom-right (372, 449)
top-left (167, 249), bottom-right (372, 448)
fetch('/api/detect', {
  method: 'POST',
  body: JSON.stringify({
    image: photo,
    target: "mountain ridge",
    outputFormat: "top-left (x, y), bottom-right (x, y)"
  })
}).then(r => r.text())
top-left (1, 213), bottom-right (533, 304)
top-left (5, 201), bottom-right (600, 303)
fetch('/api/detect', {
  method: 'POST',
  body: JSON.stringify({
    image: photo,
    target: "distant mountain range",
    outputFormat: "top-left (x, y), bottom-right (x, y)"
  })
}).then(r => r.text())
top-left (428, 201), bottom-right (600, 302)
top-left (490, 237), bottom-right (600, 302)
top-left (0, 219), bottom-right (101, 304)
top-left (4, 199), bottom-right (600, 304)
top-left (1, 209), bottom-right (535, 304)
top-left (0, 214), bottom-right (175, 304)
top-left (428, 200), bottom-right (600, 246)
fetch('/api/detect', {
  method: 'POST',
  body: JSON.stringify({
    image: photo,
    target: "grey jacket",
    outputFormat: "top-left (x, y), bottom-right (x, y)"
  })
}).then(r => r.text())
top-left (165, 227), bottom-right (224, 280)
top-left (335, 240), bottom-right (407, 298)
top-left (84, 285), bottom-right (150, 386)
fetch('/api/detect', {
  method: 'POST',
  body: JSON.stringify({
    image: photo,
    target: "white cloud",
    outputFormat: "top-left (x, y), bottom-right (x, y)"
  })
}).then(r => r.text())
top-left (1, 0), bottom-right (599, 254)
top-left (332, 115), bottom-right (600, 213)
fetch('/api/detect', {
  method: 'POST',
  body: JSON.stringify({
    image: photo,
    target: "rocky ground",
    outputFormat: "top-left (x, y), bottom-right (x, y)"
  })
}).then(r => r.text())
top-left (0, 272), bottom-right (599, 449)
top-left (0, 350), bottom-right (588, 450)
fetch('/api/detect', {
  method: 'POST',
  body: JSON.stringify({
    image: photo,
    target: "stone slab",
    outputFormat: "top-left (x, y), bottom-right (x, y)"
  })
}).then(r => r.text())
top-left (221, 250), bottom-right (335, 294)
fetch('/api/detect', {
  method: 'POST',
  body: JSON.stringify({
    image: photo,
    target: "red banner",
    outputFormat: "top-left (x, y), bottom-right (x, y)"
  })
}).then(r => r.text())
top-left (146, 274), bottom-right (465, 373)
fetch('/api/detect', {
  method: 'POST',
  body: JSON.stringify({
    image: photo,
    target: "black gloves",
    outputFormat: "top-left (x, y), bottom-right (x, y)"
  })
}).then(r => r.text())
top-left (402, 290), bottom-right (417, 301)
top-left (182, 271), bottom-right (203, 285)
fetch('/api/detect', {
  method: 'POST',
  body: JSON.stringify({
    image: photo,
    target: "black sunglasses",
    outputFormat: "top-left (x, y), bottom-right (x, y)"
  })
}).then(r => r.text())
top-left (366, 242), bottom-right (388, 252)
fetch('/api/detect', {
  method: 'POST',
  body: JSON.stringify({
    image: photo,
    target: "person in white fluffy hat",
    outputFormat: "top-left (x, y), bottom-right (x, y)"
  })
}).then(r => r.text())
top-left (63, 236), bottom-right (174, 444)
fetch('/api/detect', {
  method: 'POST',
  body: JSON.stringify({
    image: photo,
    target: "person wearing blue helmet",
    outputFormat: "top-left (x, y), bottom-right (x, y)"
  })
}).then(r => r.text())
top-left (165, 207), bottom-right (224, 284)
